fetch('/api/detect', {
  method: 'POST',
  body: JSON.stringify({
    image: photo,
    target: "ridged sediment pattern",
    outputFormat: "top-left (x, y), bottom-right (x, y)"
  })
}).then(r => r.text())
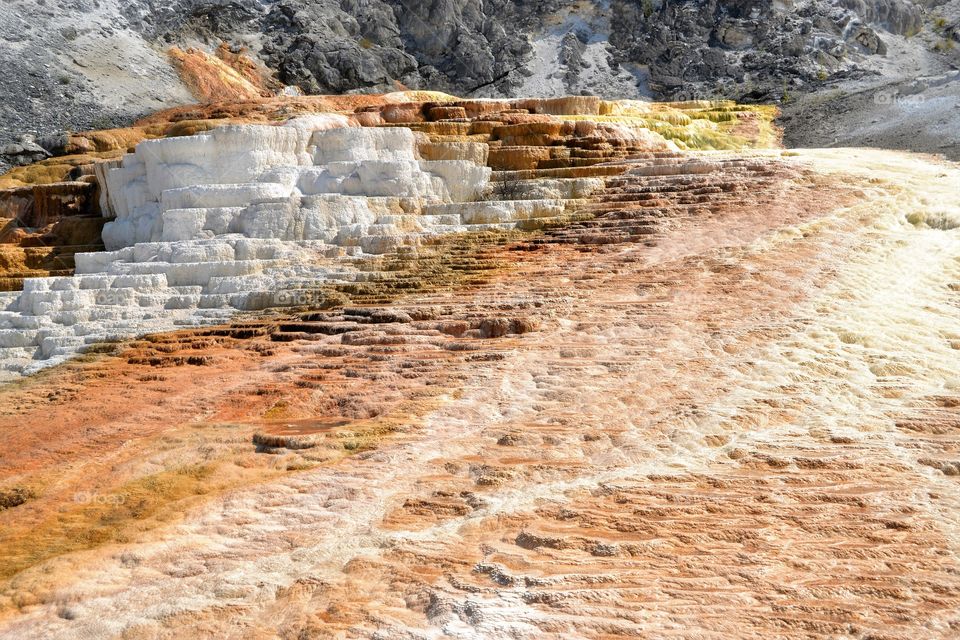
top-left (0, 142), bottom-right (958, 638)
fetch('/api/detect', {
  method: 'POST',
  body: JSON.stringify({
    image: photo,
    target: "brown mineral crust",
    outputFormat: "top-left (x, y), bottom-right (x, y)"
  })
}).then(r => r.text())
top-left (134, 94), bottom-right (382, 127)
top-left (0, 180), bottom-right (106, 290)
top-left (167, 43), bottom-right (284, 104)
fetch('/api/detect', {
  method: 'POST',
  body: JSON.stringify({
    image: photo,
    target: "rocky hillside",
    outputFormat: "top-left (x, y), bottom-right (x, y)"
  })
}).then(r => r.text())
top-left (2, 0), bottom-right (959, 171)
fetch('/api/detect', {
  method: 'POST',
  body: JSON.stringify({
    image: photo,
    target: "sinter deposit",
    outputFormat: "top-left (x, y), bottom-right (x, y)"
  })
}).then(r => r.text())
top-left (0, 93), bottom-right (762, 379)
top-left (0, 118), bottom-right (574, 378)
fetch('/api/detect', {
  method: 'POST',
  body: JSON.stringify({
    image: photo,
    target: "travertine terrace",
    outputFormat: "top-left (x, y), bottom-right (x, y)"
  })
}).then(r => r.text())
top-left (0, 92), bottom-right (958, 639)
top-left (0, 93), bottom-right (772, 378)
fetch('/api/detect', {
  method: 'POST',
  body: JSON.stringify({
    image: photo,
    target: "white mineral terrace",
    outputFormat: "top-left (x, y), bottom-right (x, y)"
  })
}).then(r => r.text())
top-left (0, 119), bottom-right (582, 379)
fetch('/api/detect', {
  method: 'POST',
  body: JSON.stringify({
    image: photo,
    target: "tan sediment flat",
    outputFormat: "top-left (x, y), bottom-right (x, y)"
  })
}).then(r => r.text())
top-left (0, 148), bottom-right (958, 638)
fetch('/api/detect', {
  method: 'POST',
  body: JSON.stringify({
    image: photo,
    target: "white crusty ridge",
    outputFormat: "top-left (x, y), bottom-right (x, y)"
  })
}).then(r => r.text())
top-left (101, 119), bottom-right (491, 249)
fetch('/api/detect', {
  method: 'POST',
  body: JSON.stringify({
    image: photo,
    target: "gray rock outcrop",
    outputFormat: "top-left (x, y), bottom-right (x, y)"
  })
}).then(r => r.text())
top-left (1, 0), bottom-right (958, 173)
